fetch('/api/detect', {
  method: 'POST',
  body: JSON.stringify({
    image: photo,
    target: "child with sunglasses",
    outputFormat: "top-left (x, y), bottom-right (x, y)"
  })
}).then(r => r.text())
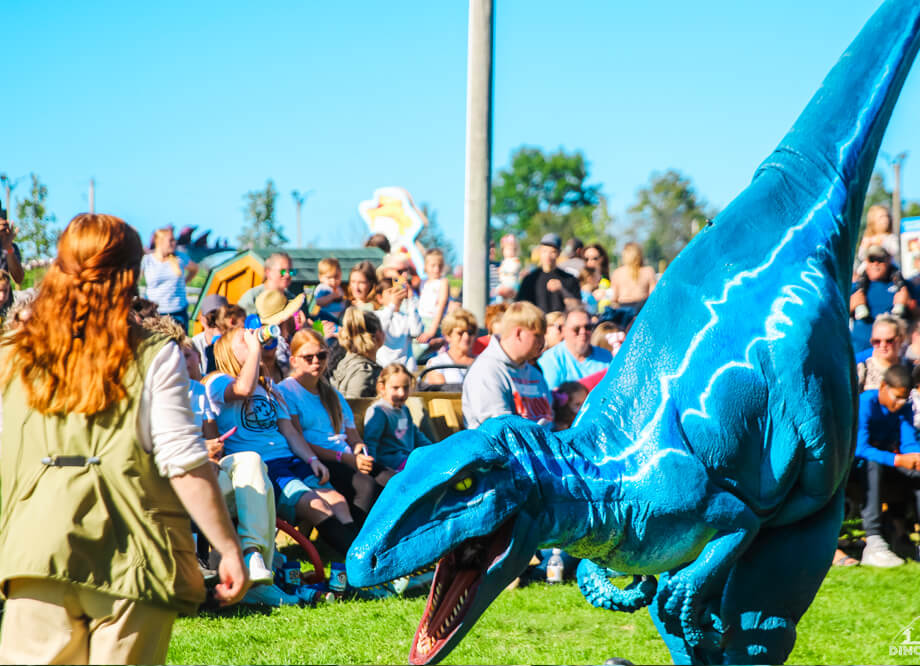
top-left (278, 329), bottom-right (394, 526)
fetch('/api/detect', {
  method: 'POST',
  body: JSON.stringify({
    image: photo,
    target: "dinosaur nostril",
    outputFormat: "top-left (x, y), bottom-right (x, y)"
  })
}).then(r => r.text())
top-left (371, 555), bottom-right (378, 568)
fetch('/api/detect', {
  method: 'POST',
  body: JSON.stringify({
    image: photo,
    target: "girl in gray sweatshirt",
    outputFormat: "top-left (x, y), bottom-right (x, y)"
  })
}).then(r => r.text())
top-left (363, 363), bottom-right (433, 471)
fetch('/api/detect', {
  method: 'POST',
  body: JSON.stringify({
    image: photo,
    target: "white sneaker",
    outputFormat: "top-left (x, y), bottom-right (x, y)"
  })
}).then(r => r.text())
top-left (245, 551), bottom-right (275, 585)
top-left (861, 535), bottom-right (905, 568)
top-left (241, 583), bottom-right (300, 607)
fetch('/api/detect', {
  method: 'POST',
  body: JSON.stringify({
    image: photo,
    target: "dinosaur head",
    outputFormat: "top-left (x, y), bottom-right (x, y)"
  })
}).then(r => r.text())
top-left (347, 419), bottom-right (554, 664)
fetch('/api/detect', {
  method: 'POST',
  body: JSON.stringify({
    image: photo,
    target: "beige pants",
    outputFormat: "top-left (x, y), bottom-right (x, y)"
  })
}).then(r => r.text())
top-left (216, 451), bottom-right (276, 561)
top-left (0, 578), bottom-right (177, 665)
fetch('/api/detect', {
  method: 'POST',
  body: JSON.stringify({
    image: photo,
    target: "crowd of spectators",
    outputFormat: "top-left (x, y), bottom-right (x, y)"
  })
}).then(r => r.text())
top-left (2, 201), bottom-right (916, 628)
top-left (846, 204), bottom-right (920, 568)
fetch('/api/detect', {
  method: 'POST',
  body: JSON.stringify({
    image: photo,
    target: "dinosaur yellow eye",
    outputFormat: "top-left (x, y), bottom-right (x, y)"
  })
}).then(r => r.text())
top-left (453, 476), bottom-right (473, 492)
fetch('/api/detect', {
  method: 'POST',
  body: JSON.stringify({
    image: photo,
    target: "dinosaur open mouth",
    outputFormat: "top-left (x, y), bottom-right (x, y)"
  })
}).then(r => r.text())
top-left (409, 519), bottom-right (513, 664)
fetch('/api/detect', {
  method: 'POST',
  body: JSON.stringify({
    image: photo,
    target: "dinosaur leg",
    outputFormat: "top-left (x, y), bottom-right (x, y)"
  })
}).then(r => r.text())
top-left (717, 487), bottom-right (843, 664)
top-left (648, 573), bottom-right (723, 665)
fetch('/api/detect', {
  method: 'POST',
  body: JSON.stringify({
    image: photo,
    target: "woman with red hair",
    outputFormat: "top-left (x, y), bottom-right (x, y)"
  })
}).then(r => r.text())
top-left (0, 213), bottom-right (247, 663)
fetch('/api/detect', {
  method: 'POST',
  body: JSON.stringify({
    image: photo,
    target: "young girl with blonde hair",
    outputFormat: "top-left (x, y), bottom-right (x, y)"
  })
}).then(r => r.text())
top-left (332, 306), bottom-right (385, 398)
top-left (363, 363), bottom-right (433, 471)
top-left (207, 327), bottom-right (359, 556)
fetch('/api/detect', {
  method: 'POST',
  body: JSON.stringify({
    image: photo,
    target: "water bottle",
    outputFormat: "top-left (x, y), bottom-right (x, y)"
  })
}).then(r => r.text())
top-left (256, 324), bottom-right (281, 345)
top-left (546, 548), bottom-right (564, 584)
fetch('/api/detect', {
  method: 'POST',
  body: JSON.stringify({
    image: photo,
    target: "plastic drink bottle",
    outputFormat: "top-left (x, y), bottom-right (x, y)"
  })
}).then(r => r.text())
top-left (546, 549), bottom-right (564, 584)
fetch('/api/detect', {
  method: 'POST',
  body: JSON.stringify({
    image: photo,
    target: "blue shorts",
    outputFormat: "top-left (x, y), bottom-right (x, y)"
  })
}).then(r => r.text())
top-left (264, 456), bottom-right (333, 522)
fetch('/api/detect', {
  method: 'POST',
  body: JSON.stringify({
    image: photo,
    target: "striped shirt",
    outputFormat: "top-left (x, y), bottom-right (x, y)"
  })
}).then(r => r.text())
top-left (141, 252), bottom-right (189, 314)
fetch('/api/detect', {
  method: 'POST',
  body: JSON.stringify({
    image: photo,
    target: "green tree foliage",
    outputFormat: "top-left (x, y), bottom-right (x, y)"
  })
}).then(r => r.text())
top-left (14, 173), bottom-right (58, 260)
top-left (238, 179), bottom-right (288, 249)
top-left (417, 203), bottom-right (458, 268)
top-left (627, 170), bottom-right (717, 266)
top-left (491, 146), bottom-right (615, 252)
top-left (860, 171), bottom-right (920, 233)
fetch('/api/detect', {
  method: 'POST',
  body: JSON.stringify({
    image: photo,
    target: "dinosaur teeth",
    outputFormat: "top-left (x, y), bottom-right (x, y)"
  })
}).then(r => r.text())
top-left (417, 637), bottom-right (430, 655)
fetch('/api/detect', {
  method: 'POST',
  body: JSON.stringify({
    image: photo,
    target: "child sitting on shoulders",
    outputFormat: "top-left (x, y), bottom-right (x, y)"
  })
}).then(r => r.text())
top-left (314, 257), bottom-right (347, 323)
top-left (363, 363), bottom-right (433, 471)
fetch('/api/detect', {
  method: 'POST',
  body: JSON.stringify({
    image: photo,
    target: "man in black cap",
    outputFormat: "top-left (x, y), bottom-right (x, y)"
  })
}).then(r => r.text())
top-left (516, 233), bottom-right (581, 313)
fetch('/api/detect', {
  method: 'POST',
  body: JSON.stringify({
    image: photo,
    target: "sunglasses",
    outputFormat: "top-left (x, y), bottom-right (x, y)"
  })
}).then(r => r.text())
top-left (569, 324), bottom-right (595, 334)
top-left (867, 258), bottom-right (888, 264)
top-left (297, 350), bottom-right (328, 363)
top-left (277, 268), bottom-right (298, 277)
top-left (871, 336), bottom-right (898, 346)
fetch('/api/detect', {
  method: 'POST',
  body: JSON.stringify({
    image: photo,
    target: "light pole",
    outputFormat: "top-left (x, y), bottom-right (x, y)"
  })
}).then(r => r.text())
top-left (292, 189), bottom-right (313, 248)
top-left (462, 0), bottom-right (494, 324)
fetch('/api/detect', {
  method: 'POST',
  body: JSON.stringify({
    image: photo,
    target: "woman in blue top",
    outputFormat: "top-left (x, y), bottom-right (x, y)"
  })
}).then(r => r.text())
top-left (206, 327), bottom-right (359, 556)
top-left (141, 227), bottom-right (197, 330)
top-left (278, 328), bottom-right (393, 526)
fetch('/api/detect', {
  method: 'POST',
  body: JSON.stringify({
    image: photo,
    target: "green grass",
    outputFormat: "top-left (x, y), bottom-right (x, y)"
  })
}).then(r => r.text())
top-left (167, 562), bottom-right (920, 664)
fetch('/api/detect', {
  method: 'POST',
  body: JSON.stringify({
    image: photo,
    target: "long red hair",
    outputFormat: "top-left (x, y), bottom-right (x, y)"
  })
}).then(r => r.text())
top-left (0, 213), bottom-right (144, 414)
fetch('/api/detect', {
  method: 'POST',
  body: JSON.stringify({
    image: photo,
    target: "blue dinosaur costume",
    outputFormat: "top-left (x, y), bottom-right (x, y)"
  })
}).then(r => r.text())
top-left (347, 2), bottom-right (920, 664)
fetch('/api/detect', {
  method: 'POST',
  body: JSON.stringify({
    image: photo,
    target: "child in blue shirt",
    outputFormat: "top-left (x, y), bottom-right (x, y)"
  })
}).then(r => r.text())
top-left (314, 257), bottom-right (348, 323)
top-left (363, 363), bottom-right (433, 471)
top-left (855, 364), bottom-right (920, 567)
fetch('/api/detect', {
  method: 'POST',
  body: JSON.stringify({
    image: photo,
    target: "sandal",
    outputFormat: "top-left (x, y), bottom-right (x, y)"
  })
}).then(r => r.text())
top-left (833, 553), bottom-right (859, 567)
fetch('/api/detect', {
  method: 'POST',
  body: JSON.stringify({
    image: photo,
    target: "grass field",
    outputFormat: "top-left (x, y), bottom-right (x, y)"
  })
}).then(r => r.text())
top-left (167, 560), bottom-right (920, 665)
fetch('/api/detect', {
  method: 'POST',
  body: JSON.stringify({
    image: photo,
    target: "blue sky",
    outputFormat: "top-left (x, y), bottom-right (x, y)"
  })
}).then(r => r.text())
top-left (5, 1), bottom-right (919, 258)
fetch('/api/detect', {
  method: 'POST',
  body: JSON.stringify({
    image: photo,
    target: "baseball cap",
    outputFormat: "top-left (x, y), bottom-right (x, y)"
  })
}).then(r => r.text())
top-left (539, 233), bottom-right (562, 250)
top-left (199, 293), bottom-right (229, 316)
top-left (866, 245), bottom-right (890, 262)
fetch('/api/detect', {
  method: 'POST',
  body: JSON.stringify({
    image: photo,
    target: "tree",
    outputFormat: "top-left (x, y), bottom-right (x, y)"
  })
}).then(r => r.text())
top-left (14, 173), bottom-right (58, 260)
top-left (238, 179), bottom-right (287, 249)
top-left (627, 170), bottom-right (717, 266)
top-left (417, 204), bottom-right (458, 268)
top-left (491, 146), bottom-right (615, 251)
top-left (860, 170), bottom-right (920, 232)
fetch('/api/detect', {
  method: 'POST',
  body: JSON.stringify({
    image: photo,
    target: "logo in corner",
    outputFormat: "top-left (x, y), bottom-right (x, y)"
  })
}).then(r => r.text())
top-left (890, 617), bottom-right (920, 657)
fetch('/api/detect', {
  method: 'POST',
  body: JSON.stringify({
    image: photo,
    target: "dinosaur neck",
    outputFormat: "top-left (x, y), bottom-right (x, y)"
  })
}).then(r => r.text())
top-left (517, 425), bottom-right (625, 549)
top-left (753, 0), bottom-right (920, 284)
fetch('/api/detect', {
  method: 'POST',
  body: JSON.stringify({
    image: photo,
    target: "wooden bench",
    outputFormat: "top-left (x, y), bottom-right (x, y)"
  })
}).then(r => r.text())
top-left (347, 392), bottom-right (464, 443)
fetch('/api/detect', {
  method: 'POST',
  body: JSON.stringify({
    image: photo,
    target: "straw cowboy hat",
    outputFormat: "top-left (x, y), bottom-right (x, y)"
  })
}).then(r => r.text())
top-left (255, 288), bottom-right (305, 326)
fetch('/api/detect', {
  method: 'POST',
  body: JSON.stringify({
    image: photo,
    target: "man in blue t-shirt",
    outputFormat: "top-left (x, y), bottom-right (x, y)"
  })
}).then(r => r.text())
top-left (538, 307), bottom-right (612, 390)
top-left (850, 245), bottom-right (913, 352)
top-left (855, 364), bottom-right (920, 567)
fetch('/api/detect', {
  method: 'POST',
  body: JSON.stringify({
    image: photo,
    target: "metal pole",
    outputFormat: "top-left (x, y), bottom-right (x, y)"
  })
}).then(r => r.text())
top-left (89, 178), bottom-right (95, 214)
top-left (295, 198), bottom-right (302, 248)
top-left (462, 0), bottom-right (494, 325)
top-left (892, 153), bottom-right (906, 233)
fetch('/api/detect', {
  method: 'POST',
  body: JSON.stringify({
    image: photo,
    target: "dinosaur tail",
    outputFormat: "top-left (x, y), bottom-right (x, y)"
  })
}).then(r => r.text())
top-left (753, 0), bottom-right (920, 285)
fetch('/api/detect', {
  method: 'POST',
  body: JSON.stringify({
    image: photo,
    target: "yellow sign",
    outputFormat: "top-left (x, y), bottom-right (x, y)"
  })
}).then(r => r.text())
top-left (358, 187), bottom-right (427, 276)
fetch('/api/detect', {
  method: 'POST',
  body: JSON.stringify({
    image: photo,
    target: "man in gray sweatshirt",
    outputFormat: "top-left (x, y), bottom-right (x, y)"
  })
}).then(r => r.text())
top-left (462, 301), bottom-right (553, 429)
